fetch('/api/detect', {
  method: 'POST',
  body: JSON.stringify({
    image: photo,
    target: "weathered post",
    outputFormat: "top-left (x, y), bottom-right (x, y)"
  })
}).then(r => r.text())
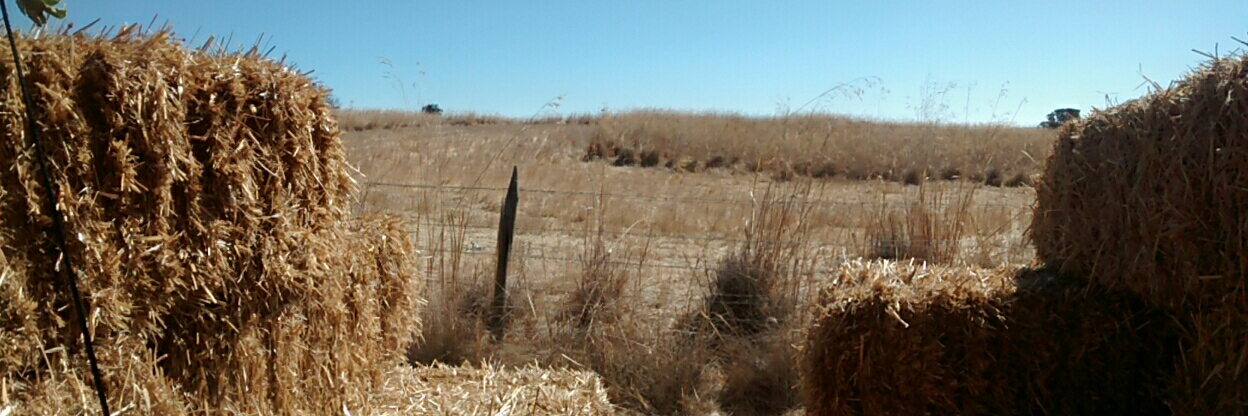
top-left (489, 166), bottom-right (519, 342)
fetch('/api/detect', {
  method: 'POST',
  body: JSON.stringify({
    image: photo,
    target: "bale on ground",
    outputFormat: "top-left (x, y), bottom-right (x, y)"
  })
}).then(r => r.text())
top-left (0, 29), bottom-right (420, 414)
top-left (799, 260), bottom-right (1016, 416)
top-left (1165, 296), bottom-right (1248, 415)
top-left (370, 362), bottom-right (615, 415)
top-left (1030, 53), bottom-right (1248, 307)
top-left (799, 260), bottom-right (1174, 416)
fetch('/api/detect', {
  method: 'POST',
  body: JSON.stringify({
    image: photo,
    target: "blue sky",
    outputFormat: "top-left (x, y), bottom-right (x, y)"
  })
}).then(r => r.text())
top-left (25, 1), bottom-right (1248, 125)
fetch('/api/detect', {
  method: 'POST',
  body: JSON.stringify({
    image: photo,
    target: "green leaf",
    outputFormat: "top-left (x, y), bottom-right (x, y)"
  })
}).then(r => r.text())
top-left (15, 0), bottom-right (68, 26)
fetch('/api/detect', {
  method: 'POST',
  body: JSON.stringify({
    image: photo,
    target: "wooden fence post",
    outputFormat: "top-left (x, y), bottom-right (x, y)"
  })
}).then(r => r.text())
top-left (489, 166), bottom-right (519, 342)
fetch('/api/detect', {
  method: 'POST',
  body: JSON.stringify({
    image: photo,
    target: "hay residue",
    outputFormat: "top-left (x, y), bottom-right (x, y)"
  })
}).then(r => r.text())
top-left (372, 363), bottom-right (615, 415)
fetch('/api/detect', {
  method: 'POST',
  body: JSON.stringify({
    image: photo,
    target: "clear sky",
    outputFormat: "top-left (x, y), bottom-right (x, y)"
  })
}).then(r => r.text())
top-left (23, 1), bottom-right (1248, 126)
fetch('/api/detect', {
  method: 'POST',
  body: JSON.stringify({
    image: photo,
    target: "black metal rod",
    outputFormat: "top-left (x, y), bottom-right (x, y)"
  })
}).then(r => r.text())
top-left (0, 4), bottom-right (110, 414)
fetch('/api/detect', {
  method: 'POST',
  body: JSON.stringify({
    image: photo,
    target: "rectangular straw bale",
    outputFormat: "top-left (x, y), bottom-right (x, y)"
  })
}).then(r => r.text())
top-left (369, 362), bottom-right (615, 415)
top-left (799, 260), bottom-right (1017, 416)
top-left (3, 338), bottom-right (191, 416)
top-left (1165, 296), bottom-right (1248, 415)
top-left (800, 260), bottom-right (1176, 416)
top-left (1006, 268), bottom-right (1176, 416)
top-left (206, 215), bottom-right (421, 415)
top-left (0, 30), bottom-right (420, 413)
top-left (1030, 53), bottom-right (1248, 307)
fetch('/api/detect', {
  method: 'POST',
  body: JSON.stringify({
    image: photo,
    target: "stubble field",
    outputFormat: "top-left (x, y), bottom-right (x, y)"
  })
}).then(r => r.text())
top-left (338, 110), bottom-right (1054, 415)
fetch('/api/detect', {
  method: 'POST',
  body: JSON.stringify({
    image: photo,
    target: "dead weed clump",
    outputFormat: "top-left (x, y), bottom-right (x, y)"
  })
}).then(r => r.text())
top-left (406, 275), bottom-right (492, 366)
top-left (865, 182), bottom-right (976, 264)
top-left (574, 322), bottom-right (712, 416)
top-left (716, 328), bottom-right (803, 416)
top-left (561, 237), bottom-right (631, 330)
top-left (669, 181), bottom-right (816, 415)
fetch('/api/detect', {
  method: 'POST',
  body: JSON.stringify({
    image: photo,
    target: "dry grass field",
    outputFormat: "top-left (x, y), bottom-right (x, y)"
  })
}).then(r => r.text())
top-left (338, 110), bottom-right (1052, 415)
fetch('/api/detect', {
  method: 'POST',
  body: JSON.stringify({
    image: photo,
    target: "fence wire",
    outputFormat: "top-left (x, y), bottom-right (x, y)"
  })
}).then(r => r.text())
top-left (394, 183), bottom-right (1042, 341)
top-left (386, 182), bottom-right (1031, 278)
top-left (363, 180), bottom-right (1034, 210)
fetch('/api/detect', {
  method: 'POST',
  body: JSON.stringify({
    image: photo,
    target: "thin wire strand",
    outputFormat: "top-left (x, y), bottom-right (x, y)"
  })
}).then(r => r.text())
top-left (363, 180), bottom-right (1033, 209)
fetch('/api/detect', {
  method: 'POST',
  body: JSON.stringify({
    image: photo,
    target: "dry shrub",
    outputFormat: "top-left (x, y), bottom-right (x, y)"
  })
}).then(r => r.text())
top-left (1030, 52), bottom-right (1248, 307)
top-left (697, 253), bottom-right (781, 339)
top-left (716, 329), bottom-right (802, 416)
top-left (939, 166), bottom-right (962, 181)
top-left (578, 110), bottom-right (1054, 183)
top-left (671, 182), bottom-right (814, 415)
top-left (613, 148), bottom-right (638, 166)
top-left (1003, 172), bottom-right (1032, 187)
top-left (538, 191), bottom-right (712, 415)
top-left (800, 261), bottom-right (1174, 416)
top-left (333, 109), bottom-right (443, 131)
top-left (705, 155), bottom-right (731, 169)
top-left (446, 111), bottom-right (507, 126)
top-left (810, 162), bottom-right (839, 179)
top-left (0, 30), bottom-right (419, 414)
top-left (573, 322), bottom-right (710, 416)
top-left (561, 236), bottom-right (631, 330)
top-left (406, 277), bottom-right (491, 366)
top-left (688, 182), bottom-right (815, 341)
top-left (639, 150), bottom-right (663, 168)
top-left (583, 141), bottom-right (618, 162)
top-left (865, 182), bottom-right (976, 264)
top-left (901, 168), bottom-right (924, 186)
top-left (983, 167), bottom-right (1003, 187)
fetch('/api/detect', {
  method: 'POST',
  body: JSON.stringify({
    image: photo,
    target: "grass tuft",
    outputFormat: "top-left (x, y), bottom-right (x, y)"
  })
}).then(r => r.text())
top-left (866, 181), bottom-right (977, 264)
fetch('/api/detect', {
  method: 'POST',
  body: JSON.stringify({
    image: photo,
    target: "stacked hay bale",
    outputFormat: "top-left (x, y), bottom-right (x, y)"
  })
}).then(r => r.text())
top-left (801, 53), bottom-right (1248, 415)
top-left (799, 261), bottom-right (1173, 416)
top-left (1031, 61), bottom-right (1248, 306)
top-left (1032, 52), bottom-right (1248, 413)
top-left (0, 30), bottom-right (420, 414)
top-left (799, 261), bottom-right (1017, 415)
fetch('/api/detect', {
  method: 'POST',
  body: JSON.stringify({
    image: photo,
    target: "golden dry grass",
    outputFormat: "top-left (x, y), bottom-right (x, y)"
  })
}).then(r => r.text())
top-left (576, 110), bottom-right (1054, 184)
top-left (337, 108), bottom-right (1056, 185)
top-left (334, 109), bottom-right (520, 131)
top-left (339, 111), bottom-right (1044, 414)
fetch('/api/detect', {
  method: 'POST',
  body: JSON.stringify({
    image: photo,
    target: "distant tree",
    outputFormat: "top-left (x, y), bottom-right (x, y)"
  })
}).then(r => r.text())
top-left (422, 104), bottom-right (443, 115)
top-left (1040, 108), bottom-right (1081, 129)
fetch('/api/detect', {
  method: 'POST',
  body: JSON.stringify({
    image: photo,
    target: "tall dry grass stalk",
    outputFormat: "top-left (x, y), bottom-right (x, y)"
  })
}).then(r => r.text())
top-left (864, 180), bottom-right (978, 264)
